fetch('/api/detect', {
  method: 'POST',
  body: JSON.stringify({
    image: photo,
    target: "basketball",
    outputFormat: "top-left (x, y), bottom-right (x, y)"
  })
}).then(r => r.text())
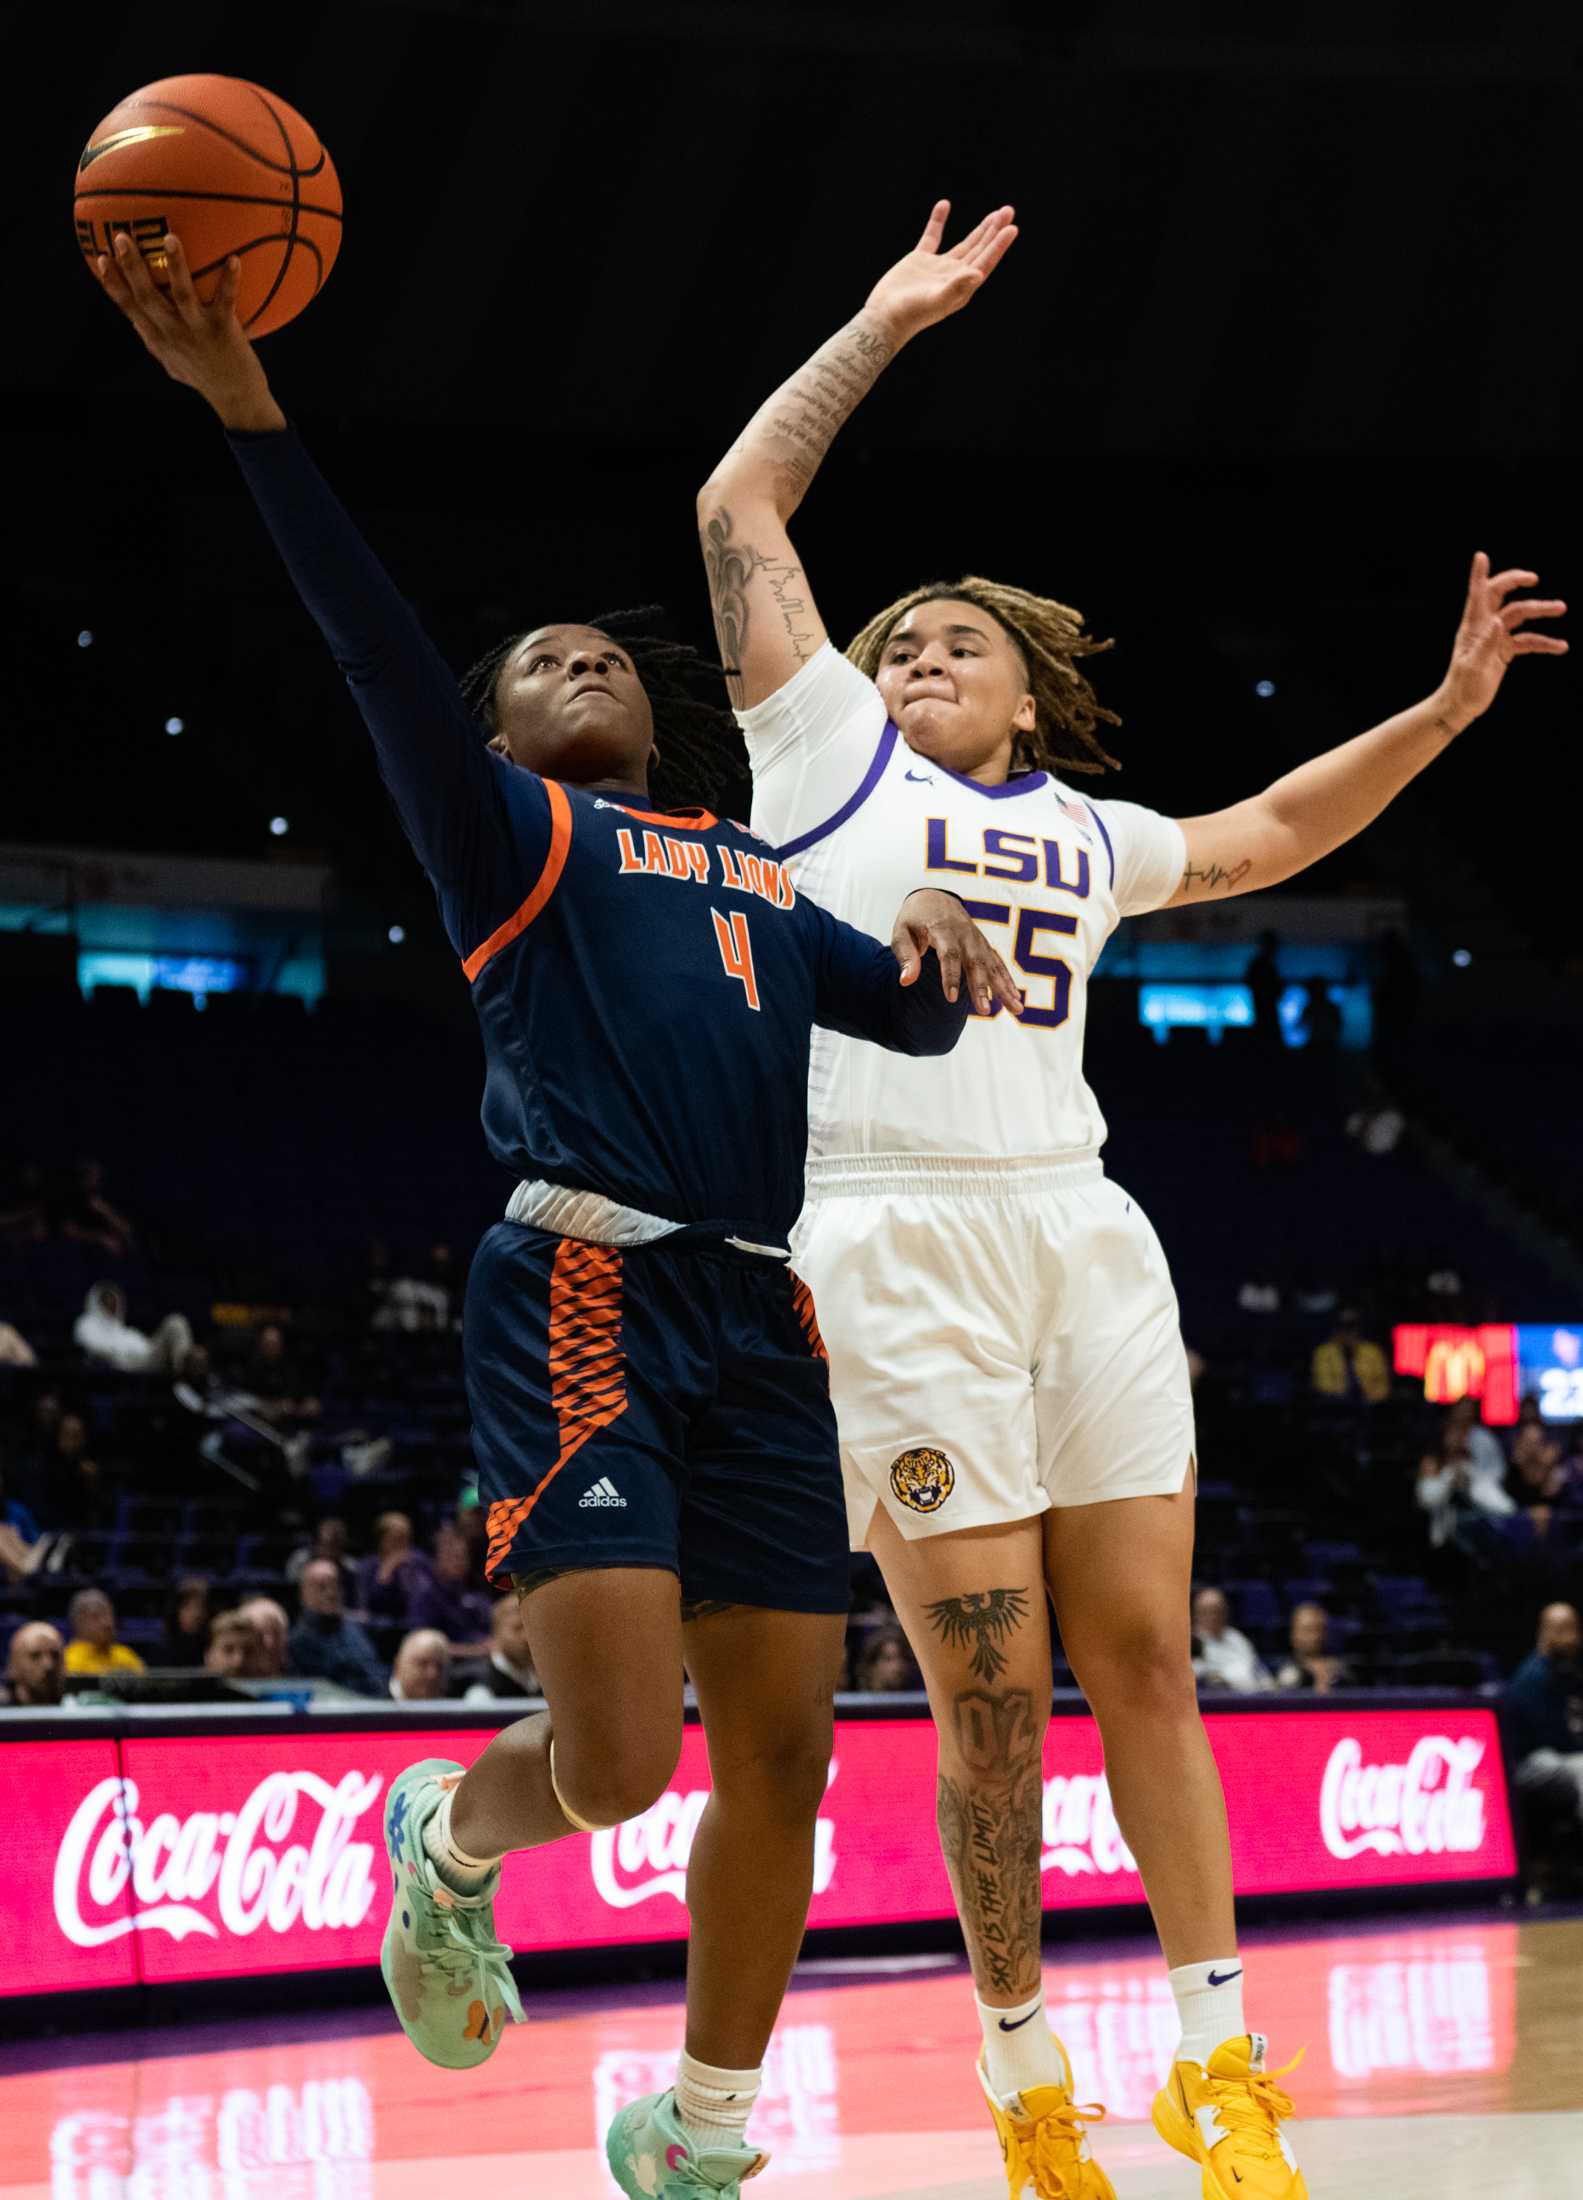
top-left (73, 74), bottom-right (341, 339)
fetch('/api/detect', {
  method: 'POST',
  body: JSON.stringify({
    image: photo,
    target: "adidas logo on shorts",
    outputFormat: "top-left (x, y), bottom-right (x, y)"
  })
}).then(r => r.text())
top-left (578, 1476), bottom-right (626, 1508)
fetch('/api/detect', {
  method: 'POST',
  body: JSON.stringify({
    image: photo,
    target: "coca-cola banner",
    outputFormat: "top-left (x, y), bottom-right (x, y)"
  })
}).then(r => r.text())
top-left (2, 1702), bottom-right (1516, 1997)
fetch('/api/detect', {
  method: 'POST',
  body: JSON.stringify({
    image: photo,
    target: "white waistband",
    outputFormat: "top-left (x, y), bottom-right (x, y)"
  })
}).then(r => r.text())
top-left (506, 1180), bottom-right (788, 1261)
top-left (802, 1151), bottom-right (1104, 1199)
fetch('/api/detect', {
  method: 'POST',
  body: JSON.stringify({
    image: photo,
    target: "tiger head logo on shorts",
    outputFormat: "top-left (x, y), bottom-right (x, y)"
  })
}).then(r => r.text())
top-left (889, 1446), bottom-right (956, 1514)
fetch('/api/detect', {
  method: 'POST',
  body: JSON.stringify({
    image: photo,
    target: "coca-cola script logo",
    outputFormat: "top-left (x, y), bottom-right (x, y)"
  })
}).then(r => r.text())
top-left (1319, 1736), bottom-right (1487, 1863)
top-left (1041, 1771), bottom-right (1137, 1879)
top-left (589, 1764), bottom-right (840, 1909)
top-left (53, 1772), bottom-right (384, 1947)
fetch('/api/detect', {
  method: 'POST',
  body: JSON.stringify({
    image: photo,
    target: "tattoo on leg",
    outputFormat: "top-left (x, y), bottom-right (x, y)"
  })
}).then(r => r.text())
top-left (924, 1587), bottom-right (1031, 1684)
top-left (680, 1596), bottom-right (741, 1624)
top-left (936, 1685), bottom-right (1044, 1999)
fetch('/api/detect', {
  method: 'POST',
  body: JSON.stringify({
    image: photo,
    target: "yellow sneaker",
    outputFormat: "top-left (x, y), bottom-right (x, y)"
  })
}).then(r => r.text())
top-left (976, 2037), bottom-right (1114, 2200)
top-left (1151, 2033), bottom-right (1306, 2200)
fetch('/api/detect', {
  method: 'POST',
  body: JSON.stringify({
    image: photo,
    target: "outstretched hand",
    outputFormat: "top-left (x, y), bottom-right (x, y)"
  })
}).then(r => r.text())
top-left (1438, 552), bottom-right (1567, 731)
top-left (893, 889), bottom-right (1024, 1018)
top-left (865, 199), bottom-right (1019, 347)
top-left (94, 230), bottom-right (285, 432)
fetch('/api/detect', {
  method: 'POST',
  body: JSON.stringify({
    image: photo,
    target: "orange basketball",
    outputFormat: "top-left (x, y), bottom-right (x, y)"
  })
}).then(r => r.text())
top-left (74, 74), bottom-right (342, 339)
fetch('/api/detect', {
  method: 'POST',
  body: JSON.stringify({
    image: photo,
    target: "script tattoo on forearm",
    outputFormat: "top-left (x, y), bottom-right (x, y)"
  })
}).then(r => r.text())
top-left (925, 1587), bottom-right (1031, 1684)
top-left (699, 505), bottom-right (818, 703)
top-left (757, 313), bottom-right (896, 500)
top-left (936, 1686), bottom-right (1044, 1998)
top-left (1180, 855), bottom-right (1253, 895)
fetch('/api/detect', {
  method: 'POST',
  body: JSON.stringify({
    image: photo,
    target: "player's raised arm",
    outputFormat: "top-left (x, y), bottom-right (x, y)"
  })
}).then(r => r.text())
top-left (697, 201), bottom-right (1018, 711)
top-left (1164, 553), bottom-right (1568, 907)
top-left (93, 232), bottom-right (511, 903)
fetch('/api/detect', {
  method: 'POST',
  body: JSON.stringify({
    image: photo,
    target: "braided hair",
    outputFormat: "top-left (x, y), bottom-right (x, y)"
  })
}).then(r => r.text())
top-left (846, 577), bottom-right (1121, 777)
top-left (459, 607), bottom-right (743, 811)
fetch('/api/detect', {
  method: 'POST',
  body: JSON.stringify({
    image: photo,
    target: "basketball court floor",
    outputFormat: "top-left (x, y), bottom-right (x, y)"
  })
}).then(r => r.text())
top-left (5, 1911), bottom-right (1580, 2199)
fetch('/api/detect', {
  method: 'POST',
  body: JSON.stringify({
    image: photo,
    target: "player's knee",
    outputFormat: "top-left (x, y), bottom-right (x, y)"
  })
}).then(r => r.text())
top-left (713, 1729), bottom-right (833, 1823)
top-left (1078, 1621), bottom-right (1196, 1723)
top-left (554, 1730), bottom-right (682, 1829)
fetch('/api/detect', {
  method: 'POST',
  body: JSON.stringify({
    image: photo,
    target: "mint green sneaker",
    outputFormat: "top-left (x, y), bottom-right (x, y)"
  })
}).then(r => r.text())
top-left (606, 2090), bottom-right (769, 2196)
top-left (379, 1758), bottom-right (523, 2070)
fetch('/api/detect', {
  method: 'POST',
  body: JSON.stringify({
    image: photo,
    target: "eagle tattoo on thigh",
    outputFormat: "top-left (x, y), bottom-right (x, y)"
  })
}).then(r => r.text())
top-left (924, 1587), bottom-right (1032, 1683)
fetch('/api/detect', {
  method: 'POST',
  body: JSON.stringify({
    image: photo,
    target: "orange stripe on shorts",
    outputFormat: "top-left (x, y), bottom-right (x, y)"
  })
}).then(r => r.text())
top-left (484, 1239), bottom-right (629, 1582)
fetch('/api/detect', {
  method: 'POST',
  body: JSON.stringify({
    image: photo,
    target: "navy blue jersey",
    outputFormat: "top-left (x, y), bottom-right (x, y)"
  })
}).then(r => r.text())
top-left (227, 430), bottom-right (966, 1243)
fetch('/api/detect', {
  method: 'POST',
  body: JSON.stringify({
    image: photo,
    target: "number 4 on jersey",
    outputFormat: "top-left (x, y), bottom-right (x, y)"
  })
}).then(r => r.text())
top-left (711, 908), bottom-right (761, 1011)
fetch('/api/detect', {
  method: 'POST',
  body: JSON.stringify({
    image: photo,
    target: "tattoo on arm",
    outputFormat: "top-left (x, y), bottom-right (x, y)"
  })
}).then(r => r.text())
top-left (936, 1686), bottom-right (1044, 1999)
top-left (698, 504), bottom-right (820, 706)
top-left (750, 313), bottom-right (896, 501)
top-left (925, 1587), bottom-right (1031, 1685)
top-left (1180, 855), bottom-right (1253, 896)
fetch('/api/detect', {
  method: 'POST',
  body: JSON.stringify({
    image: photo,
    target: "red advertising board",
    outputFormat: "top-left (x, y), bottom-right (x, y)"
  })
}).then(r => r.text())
top-left (0, 1702), bottom-right (1516, 1996)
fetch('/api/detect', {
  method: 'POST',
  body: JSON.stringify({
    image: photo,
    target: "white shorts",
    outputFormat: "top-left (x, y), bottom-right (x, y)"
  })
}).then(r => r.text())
top-left (793, 1154), bottom-right (1196, 1547)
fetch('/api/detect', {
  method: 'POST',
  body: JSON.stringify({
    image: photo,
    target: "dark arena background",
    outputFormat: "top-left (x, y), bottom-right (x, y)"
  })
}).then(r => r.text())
top-left (3, 5), bottom-right (1581, 2196)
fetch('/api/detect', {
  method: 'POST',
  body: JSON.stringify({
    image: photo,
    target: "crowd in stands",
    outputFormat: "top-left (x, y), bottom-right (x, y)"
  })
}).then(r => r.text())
top-left (3, 1031), bottom-right (1582, 1881)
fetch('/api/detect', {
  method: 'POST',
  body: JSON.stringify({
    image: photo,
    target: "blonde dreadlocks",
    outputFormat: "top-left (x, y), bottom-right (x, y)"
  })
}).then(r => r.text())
top-left (845, 578), bottom-right (1121, 777)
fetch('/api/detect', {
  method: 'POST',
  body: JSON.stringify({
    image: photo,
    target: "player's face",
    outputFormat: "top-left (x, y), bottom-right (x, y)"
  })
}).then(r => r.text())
top-left (873, 601), bottom-right (1037, 783)
top-left (490, 626), bottom-right (657, 791)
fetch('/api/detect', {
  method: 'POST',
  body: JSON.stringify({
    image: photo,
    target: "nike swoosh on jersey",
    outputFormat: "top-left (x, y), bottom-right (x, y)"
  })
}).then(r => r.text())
top-left (905, 770), bottom-right (934, 783)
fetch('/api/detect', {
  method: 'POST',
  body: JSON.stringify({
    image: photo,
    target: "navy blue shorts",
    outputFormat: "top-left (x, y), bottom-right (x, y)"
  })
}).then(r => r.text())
top-left (465, 1222), bottom-right (849, 1615)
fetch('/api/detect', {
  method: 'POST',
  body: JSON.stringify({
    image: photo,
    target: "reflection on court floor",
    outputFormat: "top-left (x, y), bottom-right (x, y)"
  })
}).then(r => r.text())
top-left (11, 1915), bottom-right (1581, 2200)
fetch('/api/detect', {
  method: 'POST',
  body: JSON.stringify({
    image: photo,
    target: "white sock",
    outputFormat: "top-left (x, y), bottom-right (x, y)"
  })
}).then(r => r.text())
top-left (421, 1787), bottom-right (501, 1895)
top-left (674, 2051), bottom-right (762, 2155)
top-left (1169, 1957), bottom-right (1247, 2066)
top-left (978, 1986), bottom-right (1065, 2101)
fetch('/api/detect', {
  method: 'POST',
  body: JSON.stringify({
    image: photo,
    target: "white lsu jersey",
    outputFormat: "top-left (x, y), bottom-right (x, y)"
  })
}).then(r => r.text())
top-left (739, 644), bottom-right (1186, 1165)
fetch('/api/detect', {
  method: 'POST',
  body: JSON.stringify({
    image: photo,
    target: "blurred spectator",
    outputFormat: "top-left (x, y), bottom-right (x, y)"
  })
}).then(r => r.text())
top-left (357, 1510), bottom-right (430, 1626)
top-left (289, 1559), bottom-right (386, 1696)
top-left (239, 1596), bottom-right (290, 1678)
top-left (204, 1610), bottom-right (258, 1679)
top-left (406, 1521), bottom-right (493, 1647)
top-left (1372, 927), bottom-right (1421, 1063)
top-left (1311, 1309), bottom-right (1389, 1405)
top-left (60, 1158), bottom-right (136, 1259)
top-left (461, 1596), bottom-right (540, 1702)
top-left (854, 1624), bottom-right (920, 1692)
top-left (0, 1465), bottom-right (42, 1550)
top-left (285, 1516), bottom-right (358, 1600)
top-left (363, 1237), bottom-right (393, 1329)
top-left (63, 1588), bottom-right (146, 1678)
top-left (0, 1162), bottom-right (48, 1245)
top-left (1275, 1602), bottom-right (1352, 1694)
top-left (0, 1319), bottom-right (36, 1367)
top-left (1507, 1398), bottom-right (1569, 1533)
top-left (159, 1575), bottom-right (215, 1667)
top-left (244, 1323), bottom-right (322, 1424)
top-left (1417, 1399), bottom-right (1517, 1551)
top-left (1297, 980), bottom-right (1342, 1056)
top-left (1191, 1587), bottom-right (1274, 1693)
top-left (1506, 1603), bottom-right (1583, 1832)
top-left (390, 1628), bottom-right (452, 1701)
top-left (1, 1622), bottom-right (66, 1708)
top-left (74, 1282), bottom-right (198, 1378)
top-left (1245, 929), bottom-right (1283, 1049)
top-left (373, 1242), bottom-right (458, 1333)
top-left (46, 1412), bottom-right (109, 1527)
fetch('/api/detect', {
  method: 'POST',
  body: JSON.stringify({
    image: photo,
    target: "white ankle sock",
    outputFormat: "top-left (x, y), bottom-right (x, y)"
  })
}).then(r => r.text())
top-left (674, 2051), bottom-right (762, 2155)
top-left (421, 1787), bottom-right (501, 1895)
top-left (1169, 1957), bottom-right (1247, 2066)
top-left (978, 1986), bottom-right (1064, 2101)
